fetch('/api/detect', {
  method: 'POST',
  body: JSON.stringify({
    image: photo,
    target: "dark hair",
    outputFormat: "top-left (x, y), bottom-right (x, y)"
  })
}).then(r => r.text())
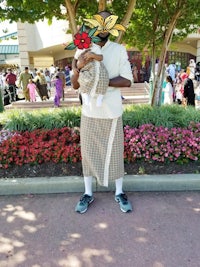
top-left (166, 75), bottom-right (173, 87)
top-left (97, 10), bottom-right (112, 16)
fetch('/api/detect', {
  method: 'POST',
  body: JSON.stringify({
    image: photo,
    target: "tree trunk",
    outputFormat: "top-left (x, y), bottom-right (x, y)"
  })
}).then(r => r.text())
top-left (151, 9), bottom-right (182, 106)
top-left (65, 0), bottom-right (78, 35)
top-left (115, 0), bottom-right (137, 43)
top-left (98, 0), bottom-right (106, 11)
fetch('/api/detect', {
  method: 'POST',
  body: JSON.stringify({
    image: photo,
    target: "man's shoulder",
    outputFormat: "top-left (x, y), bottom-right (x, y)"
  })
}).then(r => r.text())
top-left (106, 40), bottom-right (126, 51)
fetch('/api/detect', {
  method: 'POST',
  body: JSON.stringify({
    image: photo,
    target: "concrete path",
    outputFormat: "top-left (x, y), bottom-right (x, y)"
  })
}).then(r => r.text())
top-left (0, 191), bottom-right (200, 267)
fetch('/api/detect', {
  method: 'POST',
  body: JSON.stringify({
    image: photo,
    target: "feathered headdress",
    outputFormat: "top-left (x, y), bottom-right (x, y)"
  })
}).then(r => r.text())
top-left (84, 14), bottom-right (126, 37)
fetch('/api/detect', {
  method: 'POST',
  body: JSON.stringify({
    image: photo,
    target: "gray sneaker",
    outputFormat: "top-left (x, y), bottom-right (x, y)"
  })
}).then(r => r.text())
top-left (75, 194), bottom-right (94, 214)
top-left (115, 193), bottom-right (133, 213)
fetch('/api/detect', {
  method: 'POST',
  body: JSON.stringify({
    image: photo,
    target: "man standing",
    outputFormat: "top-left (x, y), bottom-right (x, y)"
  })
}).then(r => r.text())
top-left (5, 68), bottom-right (17, 101)
top-left (71, 11), bottom-right (133, 213)
top-left (18, 67), bottom-right (32, 101)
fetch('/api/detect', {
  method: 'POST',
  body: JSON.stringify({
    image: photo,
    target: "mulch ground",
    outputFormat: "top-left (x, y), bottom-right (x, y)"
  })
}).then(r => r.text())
top-left (0, 160), bottom-right (199, 178)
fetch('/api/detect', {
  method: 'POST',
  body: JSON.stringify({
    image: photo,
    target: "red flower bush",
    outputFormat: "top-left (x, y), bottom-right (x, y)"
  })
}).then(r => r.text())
top-left (0, 127), bottom-right (81, 168)
top-left (0, 123), bottom-right (200, 169)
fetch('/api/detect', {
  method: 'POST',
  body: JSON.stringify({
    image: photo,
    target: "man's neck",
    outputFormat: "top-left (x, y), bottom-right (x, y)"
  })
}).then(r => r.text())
top-left (98, 40), bottom-right (108, 48)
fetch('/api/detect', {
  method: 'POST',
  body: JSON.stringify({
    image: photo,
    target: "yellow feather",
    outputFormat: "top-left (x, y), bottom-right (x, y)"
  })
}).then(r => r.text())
top-left (105, 15), bottom-right (118, 30)
top-left (93, 14), bottom-right (105, 26)
top-left (113, 24), bottom-right (126, 32)
top-left (84, 18), bottom-right (101, 28)
top-left (109, 29), bottom-right (119, 37)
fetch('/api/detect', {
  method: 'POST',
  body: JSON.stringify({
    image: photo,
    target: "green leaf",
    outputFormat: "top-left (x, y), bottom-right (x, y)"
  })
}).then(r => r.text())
top-left (88, 26), bottom-right (98, 37)
top-left (80, 24), bottom-right (86, 33)
top-left (64, 42), bottom-right (76, 50)
top-left (91, 36), bottom-right (101, 43)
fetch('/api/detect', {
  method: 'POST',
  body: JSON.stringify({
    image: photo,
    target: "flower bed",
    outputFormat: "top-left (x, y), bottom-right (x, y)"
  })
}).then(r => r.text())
top-left (0, 123), bottom-right (200, 169)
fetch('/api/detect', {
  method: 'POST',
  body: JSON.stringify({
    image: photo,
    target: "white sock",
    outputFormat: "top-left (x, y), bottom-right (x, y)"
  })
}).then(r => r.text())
top-left (96, 94), bottom-right (104, 107)
top-left (115, 177), bottom-right (124, 196)
top-left (84, 176), bottom-right (93, 196)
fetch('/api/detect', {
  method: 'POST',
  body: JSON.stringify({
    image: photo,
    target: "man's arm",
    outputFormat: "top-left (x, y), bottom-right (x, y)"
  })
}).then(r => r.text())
top-left (84, 51), bottom-right (103, 62)
top-left (71, 71), bottom-right (80, 90)
top-left (109, 76), bottom-right (131, 87)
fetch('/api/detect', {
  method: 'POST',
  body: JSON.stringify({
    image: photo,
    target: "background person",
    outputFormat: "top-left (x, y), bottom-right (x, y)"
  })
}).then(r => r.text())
top-left (162, 75), bottom-right (174, 105)
top-left (5, 68), bottom-right (17, 102)
top-left (33, 70), bottom-right (49, 101)
top-left (52, 75), bottom-right (62, 107)
top-left (54, 68), bottom-right (66, 101)
top-left (27, 78), bottom-right (37, 102)
top-left (18, 67), bottom-right (32, 101)
top-left (181, 72), bottom-right (195, 106)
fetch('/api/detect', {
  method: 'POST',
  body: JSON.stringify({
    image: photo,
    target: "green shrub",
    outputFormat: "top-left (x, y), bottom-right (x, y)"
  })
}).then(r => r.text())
top-left (0, 104), bottom-right (200, 131)
top-left (0, 107), bottom-right (81, 131)
top-left (123, 104), bottom-right (200, 128)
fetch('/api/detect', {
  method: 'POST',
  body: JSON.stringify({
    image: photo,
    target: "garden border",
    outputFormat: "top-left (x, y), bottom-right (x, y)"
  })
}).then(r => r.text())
top-left (0, 174), bottom-right (200, 196)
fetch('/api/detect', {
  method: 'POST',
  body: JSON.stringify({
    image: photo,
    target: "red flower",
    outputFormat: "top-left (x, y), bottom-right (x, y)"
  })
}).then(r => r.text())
top-left (74, 32), bottom-right (91, 49)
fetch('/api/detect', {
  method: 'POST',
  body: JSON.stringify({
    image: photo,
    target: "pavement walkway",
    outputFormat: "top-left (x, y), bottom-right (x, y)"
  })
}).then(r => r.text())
top-left (0, 173), bottom-right (200, 266)
top-left (0, 191), bottom-right (200, 267)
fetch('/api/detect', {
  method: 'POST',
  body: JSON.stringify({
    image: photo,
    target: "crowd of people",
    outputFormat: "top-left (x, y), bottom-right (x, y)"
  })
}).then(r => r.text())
top-left (0, 65), bottom-right (72, 107)
top-left (162, 59), bottom-right (200, 109)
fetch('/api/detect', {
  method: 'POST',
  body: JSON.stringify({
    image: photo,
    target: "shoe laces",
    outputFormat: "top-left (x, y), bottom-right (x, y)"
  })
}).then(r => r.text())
top-left (80, 194), bottom-right (92, 204)
top-left (118, 193), bottom-right (128, 204)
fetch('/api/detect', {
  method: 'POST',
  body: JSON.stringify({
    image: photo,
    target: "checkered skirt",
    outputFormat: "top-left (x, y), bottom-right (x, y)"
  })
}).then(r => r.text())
top-left (80, 114), bottom-right (124, 186)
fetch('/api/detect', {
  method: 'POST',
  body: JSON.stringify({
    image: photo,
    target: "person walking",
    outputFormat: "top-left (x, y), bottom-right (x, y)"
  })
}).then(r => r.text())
top-left (181, 72), bottom-right (195, 106)
top-left (33, 70), bottom-right (49, 101)
top-left (65, 65), bottom-right (71, 86)
top-left (163, 75), bottom-right (174, 105)
top-left (71, 10), bottom-right (133, 214)
top-left (55, 68), bottom-right (66, 101)
top-left (18, 67), bottom-right (32, 101)
top-left (27, 78), bottom-right (37, 102)
top-left (52, 75), bottom-right (62, 107)
top-left (5, 68), bottom-right (17, 101)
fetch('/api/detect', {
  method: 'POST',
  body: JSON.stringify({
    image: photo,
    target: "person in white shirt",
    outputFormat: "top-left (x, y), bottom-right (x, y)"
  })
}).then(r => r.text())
top-left (166, 63), bottom-right (176, 83)
top-left (71, 11), bottom-right (133, 214)
top-left (163, 75), bottom-right (174, 105)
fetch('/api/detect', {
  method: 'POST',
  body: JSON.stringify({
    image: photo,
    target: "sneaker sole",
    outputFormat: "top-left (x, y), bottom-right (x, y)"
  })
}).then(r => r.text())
top-left (115, 198), bottom-right (132, 213)
top-left (76, 197), bottom-right (94, 214)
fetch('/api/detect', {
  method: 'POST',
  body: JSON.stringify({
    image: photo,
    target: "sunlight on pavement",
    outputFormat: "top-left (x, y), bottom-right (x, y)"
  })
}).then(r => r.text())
top-left (59, 248), bottom-right (113, 267)
top-left (153, 262), bottom-right (165, 267)
top-left (70, 233), bottom-right (81, 239)
top-left (94, 222), bottom-right (108, 229)
top-left (193, 207), bottom-right (200, 213)
top-left (0, 246), bottom-right (27, 266)
top-left (0, 235), bottom-right (24, 253)
top-left (135, 236), bottom-right (147, 243)
top-left (2, 205), bottom-right (36, 222)
top-left (82, 248), bottom-right (113, 265)
top-left (59, 255), bottom-right (81, 267)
